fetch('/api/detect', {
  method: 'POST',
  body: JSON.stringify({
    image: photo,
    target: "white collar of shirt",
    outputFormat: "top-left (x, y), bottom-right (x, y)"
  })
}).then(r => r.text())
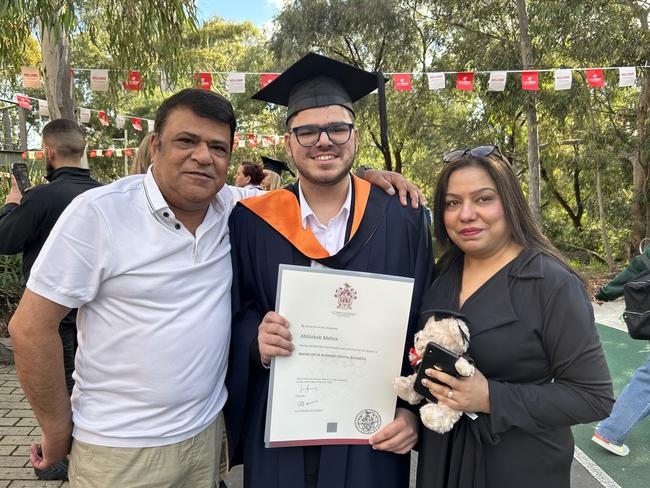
top-left (143, 166), bottom-right (230, 233)
top-left (298, 176), bottom-right (352, 230)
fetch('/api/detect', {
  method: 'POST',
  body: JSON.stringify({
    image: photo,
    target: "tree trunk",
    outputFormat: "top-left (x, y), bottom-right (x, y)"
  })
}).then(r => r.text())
top-left (18, 108), bottom-right (27, 151)
top-left (516, 0), bottom-right (541, 223)
top-left (3, 110), bottom-right (12, 150)
top-left (632, 73), bottom-right (650, 249)
top-left (584, 91), bottom-right (612, 267)
top-left (596, 160), bottom-right (615, 270)
top-left (39, 15), bottom-right (74, 120)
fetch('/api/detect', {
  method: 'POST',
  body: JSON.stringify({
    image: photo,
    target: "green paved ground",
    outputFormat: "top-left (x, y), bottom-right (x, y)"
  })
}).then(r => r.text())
top-left (572, 324), bottom-right (650, 488)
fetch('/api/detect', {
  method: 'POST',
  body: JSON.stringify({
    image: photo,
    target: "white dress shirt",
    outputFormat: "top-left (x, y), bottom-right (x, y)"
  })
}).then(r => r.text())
top-left (298, 176), bottom-right (352, 267)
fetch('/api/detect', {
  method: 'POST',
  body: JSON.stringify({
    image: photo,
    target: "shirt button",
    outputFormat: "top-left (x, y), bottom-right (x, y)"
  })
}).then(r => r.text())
top-left (175, 223), bottom-right (181, 230)
top-left (163, 212), bottom-right (169, 218)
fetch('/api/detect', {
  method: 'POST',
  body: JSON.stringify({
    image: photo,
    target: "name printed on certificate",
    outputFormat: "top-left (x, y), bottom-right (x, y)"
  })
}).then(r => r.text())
top-left (265, 265), bottom-right (414, 447)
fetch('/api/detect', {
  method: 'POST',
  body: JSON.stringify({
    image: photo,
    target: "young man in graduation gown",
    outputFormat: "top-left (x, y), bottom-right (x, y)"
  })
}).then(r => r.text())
top-left (225, 53), bottom-right (434, 488)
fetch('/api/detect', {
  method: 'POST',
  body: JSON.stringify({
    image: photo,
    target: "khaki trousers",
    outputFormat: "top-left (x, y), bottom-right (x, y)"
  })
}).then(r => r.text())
top-left (69, 414), bottom-right (223, 488)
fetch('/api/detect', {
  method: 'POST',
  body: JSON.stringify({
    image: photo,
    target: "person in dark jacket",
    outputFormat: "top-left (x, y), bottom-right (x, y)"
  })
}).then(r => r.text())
top-left (415, 146), bottom-right (614, 488)
top-left (592, 246), bottom-right (650, 456)
top-left (0, 118), bottom-right (100, 479)
top-left (594, 244), bottom-right (650, 302)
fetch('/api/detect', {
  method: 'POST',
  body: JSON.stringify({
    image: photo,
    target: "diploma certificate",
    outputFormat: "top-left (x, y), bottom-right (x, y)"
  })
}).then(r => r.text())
top-left (265, 265), bottom-right (414, 447)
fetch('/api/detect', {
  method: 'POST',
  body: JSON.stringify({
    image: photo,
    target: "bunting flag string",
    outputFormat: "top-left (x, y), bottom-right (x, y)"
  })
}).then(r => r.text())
top-left (13, 64), bottom-right (647, 95)
top-left (15, 95), bottom-right (284, 153)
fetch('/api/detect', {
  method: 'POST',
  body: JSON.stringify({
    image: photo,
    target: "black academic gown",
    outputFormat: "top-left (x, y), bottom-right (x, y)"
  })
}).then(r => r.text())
top-left (416, 249), bottom-right (614, 488)
top-left (225, 176), bottom-right (434, 488)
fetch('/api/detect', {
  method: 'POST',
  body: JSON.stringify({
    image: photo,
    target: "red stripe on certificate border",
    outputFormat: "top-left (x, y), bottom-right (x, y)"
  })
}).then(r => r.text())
top-left (268, 438), bottom-right (370, 448)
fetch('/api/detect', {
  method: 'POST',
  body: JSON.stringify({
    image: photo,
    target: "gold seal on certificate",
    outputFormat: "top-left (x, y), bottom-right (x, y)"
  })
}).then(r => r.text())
top-left (264, 265), bottom-right (414, 447)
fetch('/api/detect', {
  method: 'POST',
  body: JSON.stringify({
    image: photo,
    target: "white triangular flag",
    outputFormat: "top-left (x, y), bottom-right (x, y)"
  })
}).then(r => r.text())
top-left (116, 115), bottom-right (125, 129)
top-left (27, 151), bottom-right (35, 159)
top-left (146, 119), bottom-right (154, 132)
top-left (227, 72), bottom-right (246, 94)
top-left (487, 71), bottom-right (507, 92)
top-left (619, 67), bottom-right (636, 87)
top-left (79, 108), bottom-right (91, 124)
top-left (554, 69), bottom-right (572, 90)
top-left (38, 99), bottom-right (50, 117)
top-left (115, 148), bottom-right (123, 157)
top-left (238, 139), bottom-right (246, 148)
top-left (427, 72), bottom-right (445, 90)
top-left (90, 69), bottom-right (109, 91)
top-left (21, 67), bottom-right (41, 88)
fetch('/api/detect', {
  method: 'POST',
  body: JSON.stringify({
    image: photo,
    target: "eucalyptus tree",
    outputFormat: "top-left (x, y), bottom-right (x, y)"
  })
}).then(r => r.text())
top-left (0, 0), bottom-right (199, 119)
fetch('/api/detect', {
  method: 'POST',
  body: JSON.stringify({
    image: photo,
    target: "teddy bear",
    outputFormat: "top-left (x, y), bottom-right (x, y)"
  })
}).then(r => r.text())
top-left (393, 312), bottom-right (474, 433)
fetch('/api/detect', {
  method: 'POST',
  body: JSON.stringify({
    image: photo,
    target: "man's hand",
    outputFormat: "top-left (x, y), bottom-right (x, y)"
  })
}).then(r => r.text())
top-left (5, 175), bottom-right (22, 205)
top-left (258, 311), bottom-right (293, 366)
top-left (362, 169), bottom-right (425, 208)
top-left (368, 408), bottom-right (418, 454)
top-left (30, 428), bottom-right (72, 470)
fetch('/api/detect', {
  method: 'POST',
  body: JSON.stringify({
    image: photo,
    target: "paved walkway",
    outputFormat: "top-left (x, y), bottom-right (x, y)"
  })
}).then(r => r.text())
top-left (0, 364), bottom-right (68, 487)
top-left (0, 299), bottom-right (644, 488)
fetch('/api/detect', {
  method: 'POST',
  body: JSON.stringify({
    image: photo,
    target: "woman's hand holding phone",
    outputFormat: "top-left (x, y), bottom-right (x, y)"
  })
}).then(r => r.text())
top-left (421, 367), bottom-right (491, 414)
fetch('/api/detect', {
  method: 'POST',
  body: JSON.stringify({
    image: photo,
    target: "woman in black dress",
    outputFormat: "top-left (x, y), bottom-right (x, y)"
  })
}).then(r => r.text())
top-left (416, 147), bottom-right (614, 488)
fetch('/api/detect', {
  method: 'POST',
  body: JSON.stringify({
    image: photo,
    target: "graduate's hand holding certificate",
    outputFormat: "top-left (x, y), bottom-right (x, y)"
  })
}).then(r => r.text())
top-left (263, 265), bottom-right (415, 448)
top-left (258, 311), bottom-right (293, 366)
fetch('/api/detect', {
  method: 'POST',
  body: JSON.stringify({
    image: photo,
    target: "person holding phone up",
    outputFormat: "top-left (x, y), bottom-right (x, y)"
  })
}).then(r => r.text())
top-left (415, 146), bottom-right (614, 488)
top-left (0, 119), bottom-right (100, 481)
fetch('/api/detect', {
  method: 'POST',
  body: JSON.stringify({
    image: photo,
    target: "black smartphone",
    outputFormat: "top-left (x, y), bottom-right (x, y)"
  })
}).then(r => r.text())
top-left (414, 342), bottom-right (460, 403)
top-left (11, 162), bottom-right (31, 194)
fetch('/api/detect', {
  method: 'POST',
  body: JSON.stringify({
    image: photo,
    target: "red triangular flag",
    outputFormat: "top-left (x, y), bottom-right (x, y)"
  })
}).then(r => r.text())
top-left (248, 133), bottom-right (258, 147)
top-left (124, 71), bottom-right (142, 91)
top-left (521, 71), bottom-right (539, 91)
top-left (125, 148), bottom-right (133, 157)
top-left (98, 111), bottom-right (110, 127)
top-left (88, 150), bottom-right (97, 158)
top-left (131, 117), bottom-right (142, 131)
top-left (35, 151), bottom-right (44, 160)
top-left (456, 72), bottom-right (474, 91)
top-left (194, 72), bottom-right (212, 90)
top-left (260, 73), bottom-right (279, 88)
top-left (586, 69), bottom-right (604, 88)
top-left (16, 95), bottom-right (32, 110)
top-left (104, 149), bottom-right (113, 157)
top-left (393, 73), bottom-right (412, 92)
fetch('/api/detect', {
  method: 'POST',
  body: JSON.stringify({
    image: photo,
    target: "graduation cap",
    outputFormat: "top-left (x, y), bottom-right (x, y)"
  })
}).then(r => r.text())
top-left (261, 156), bottom-right (294, 177)
top-left (252, 52), bottom-right (387, 122)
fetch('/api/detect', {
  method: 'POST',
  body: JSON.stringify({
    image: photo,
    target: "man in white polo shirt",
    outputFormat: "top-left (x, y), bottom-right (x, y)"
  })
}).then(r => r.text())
top-left (9, 89), bottom-right (248, 486)
top-left (9, 88), bottom-right (422, 487)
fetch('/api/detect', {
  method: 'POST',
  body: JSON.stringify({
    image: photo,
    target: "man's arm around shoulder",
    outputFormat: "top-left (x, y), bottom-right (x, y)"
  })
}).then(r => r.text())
top-left (9, 289), bottom-right (73, 469)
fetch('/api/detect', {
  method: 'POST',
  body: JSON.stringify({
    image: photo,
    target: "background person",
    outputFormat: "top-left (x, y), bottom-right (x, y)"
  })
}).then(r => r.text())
top-left (416, 146), bottom-right (614, 488)
top-left (0, 118), bottom-right (101, 481)
top-left (260, 156), bottom-right (294, 190)
top-left (234, 161), bottom-right (265, 188)
top-left (592, 247), bottom-right (650, 456)
top-left (128, 133), bottom-right (154, 175)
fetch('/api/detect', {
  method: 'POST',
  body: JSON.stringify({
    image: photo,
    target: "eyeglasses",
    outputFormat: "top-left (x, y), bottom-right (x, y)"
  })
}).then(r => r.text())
top-left (290, 123), bottom-right (355, 147)
top-left (442, 145), bottom-right (507, 165)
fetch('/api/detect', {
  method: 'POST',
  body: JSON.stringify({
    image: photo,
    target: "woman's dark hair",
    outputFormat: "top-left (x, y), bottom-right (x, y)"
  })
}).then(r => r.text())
top-left (154, 88), bottom-right (236, 146)
top-left (433, 153), bottom-right (584, 284)
top-left (241, 162), bottom-right (265, 185)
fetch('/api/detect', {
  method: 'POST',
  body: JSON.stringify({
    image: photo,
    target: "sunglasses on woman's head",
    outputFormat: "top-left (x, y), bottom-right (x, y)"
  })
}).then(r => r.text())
top-left (442, 145), bottom-right (507, 165)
